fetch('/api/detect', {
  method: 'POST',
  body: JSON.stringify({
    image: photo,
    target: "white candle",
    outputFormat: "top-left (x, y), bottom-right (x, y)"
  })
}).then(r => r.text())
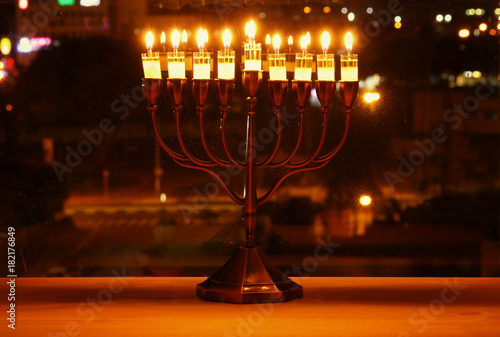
top-left (194, 28), bottom-right (211, 79)
top-left (294, 35), bottom-right (312, 81)
top-left (244, 20), bottom-right (262, 71)
top-left (142, 32), bottom-right (161, 79)
top-left (317, 32), bottom-right (335, 81)
top-left (341, 32), bottom-right (358, 82)
top-left (269, 34), bottom-right (286, 81)
top-left (218, 29), bottom-right (235, 79)
top-left (168, 29), bottom-right (185, 79)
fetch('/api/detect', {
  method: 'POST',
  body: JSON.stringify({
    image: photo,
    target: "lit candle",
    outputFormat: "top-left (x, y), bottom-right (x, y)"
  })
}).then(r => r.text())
top-left (265, 33), bottom-right (271, 54)
top-left (218, 29), bottom-right (235, 79)
top-left (288, 35), bottom-right (293, 53)
top-left (294, 35), bottom-right (312, 81)
top-left (168, 29), bottom-right (185, 79)
top-left (181, 29), bottom-right (188, 50)
top-left (341, 32), bottom-right (358, 82)
top-left (269, 34), bottom-right (286, 81)
top-left (193, 28), bottom-right (211, 79)
top-left (317, 31), bottom-right (335, 81)
top-left (159, 31), bottom-right (168, 73)
top-left (244, 20), bottom-right (262, 71)
top-left (141, 31), bottom-right (161, 79)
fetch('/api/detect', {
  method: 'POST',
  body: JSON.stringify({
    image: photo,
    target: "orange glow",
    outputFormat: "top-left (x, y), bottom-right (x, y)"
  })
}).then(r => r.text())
top-left (304, 6), bottom-right (311, 14)
top-left (288, 35), bottom-right (293, 47)
top-left (479, 23), bottom-right (487, 31)
top-left (197, 28), bottom-right (208, 50)
top-left (18, 0), bottom-right (28, 10)
top-left (6, 104), bottom-right (13, 111)
top-left (273, 34), bottom-right (281, 52)
top-left (146, 31), bottom-right (154, 50)
top-left (245, 20), bottom-right (256, 40)
top-left (359, 195), bottom-right (372, 206)
top-left (265, 34), bottom-right (271, 46)
top-left (182, 30), bottom-right (187, 44)
top-left (394, 22), bottom-right (402, 29)
top-left (321, 31), bottom-right (330, 51)
top-left (300, 35), bottom-right (308, 51)
top-left (489, 29), bottom-right (496, 36)
top-left (172, 29), bottom-right (180, 49)
top-left (306, 32), bottom-right (311, 46)
top-left (323, 6), bottom-right (331, 14)
top-left (160, 32), bottom-right (166, 46)
top-left (458, 29), bottom-right (470, 38)
top-left (345, 32), bottom-right (353, 53)
top-left (0, 61), bottom-right (4, 70)
top-left (223, 29), bottom-right (231, 49)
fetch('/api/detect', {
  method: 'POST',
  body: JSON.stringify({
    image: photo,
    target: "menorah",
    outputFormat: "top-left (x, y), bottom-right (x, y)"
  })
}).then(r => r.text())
top-left (141, 25), bottom-right (359, 303)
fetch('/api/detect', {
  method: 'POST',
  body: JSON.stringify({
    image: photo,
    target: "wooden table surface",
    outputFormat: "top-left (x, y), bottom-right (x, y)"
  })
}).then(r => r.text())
top-left (1, 277), bottom-right (499, 336)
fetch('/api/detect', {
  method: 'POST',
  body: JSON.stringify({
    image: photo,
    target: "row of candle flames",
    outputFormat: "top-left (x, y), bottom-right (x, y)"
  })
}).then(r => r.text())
top-left (141, 20), bottom-right (358, 83)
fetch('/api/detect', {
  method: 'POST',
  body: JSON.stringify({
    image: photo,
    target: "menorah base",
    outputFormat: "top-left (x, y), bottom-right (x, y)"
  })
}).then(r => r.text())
top-left (196, 247), bottom-right (303, 304)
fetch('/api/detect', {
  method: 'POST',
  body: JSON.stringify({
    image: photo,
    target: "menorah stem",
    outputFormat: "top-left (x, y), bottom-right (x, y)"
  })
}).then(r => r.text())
top-left (243, 97), bottom-right (258, 248)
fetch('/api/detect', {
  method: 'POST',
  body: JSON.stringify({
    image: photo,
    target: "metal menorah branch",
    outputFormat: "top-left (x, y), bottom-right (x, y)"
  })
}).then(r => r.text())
top-left (142, 71), bottom-right (358, 304)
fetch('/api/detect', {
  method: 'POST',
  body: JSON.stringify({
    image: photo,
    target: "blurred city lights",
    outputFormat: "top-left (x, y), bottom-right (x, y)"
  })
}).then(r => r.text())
top-left (6, 104), bottom-right (13, 111)
top-left (0, 70), bottom-right (5, 80)
top-left (395, 16), bottom-right (401, 23)
top-left (347, 12), bottom-right (355, 21)
top-left (436, 14), bottom-right (443, 22)
top-left (17, 37), bottom-right (32, 53)
top-left (465, 9), bottom-right (474, 16)
top-left (474, 29), bottom-right (480, 37)
top-left (323, 6), bottom-right (331, 14)
top-left (0, 38), bottom-right (11, 55)
top-left (58, 0), bottom-right (75, 5)
top-left (472, 71), bottom-right (482, 78)
top-left (444, 14), bottom-right (452, 22)
top-left (359, 195), bottom-right (372, 206)
top-left (258, 12), bottom-right (266, 19)
top-left (479, 23), bottom-right (487, 32)
top-left (341, 7), bottom-right (348, 14)
top-left (475, 8), bottom-right (484, 16)
top-left (366, 7), bottom-right (373, 14)
top-left (0, 61), bottom-right (3, 70)
top-left (80, 0), bottom-right (100, 6)
top-left (489, 29), bottom-right (496, 36)
top-left (18, 0), bottom-right (28, 10)
top-left (495, 8), bottom-right (500, 15)
top-left (303, 6), bottom-right (311, 14)
top-left (394, 22), bottom-right (402, 29)
top-left (364, 92), bottom-right (380, 103)
top-left (458, 29), bottom-right (470, 38)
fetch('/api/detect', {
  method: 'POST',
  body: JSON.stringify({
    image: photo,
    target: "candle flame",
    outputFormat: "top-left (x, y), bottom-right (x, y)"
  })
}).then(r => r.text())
top-left (172, 29), bottom-right (180, 49)
top-left (321, 31), bottom-right (330, 52)
top-left (223, 29), bottom-right (231, 49)
top-left (345, 32), bottom-right (353, 53)
top-left (273, 34), bottom-right (281, 52)
top-left (300, 35), bottom-right (308, 51)
top-left (182, 30), bottom-right (187, 43)
top-left (306, 31), bottom-right (311, 46)
top-left (197, 28), bottom-right (208, 50)
top-left (160, 31), bottom-right (166, 46)
top-left (265, 34), bottom-right (271, 46)
top-left (288, 35), bottom-right (293, 47)
top-left (245, 20), bottom-right (256, 40)
top-left (146, 31), bottom-right (154, 50)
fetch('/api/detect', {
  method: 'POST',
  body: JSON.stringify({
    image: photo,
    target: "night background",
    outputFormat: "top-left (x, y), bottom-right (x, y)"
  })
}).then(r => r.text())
top-left (0, 0), bottom-right (498, 277)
